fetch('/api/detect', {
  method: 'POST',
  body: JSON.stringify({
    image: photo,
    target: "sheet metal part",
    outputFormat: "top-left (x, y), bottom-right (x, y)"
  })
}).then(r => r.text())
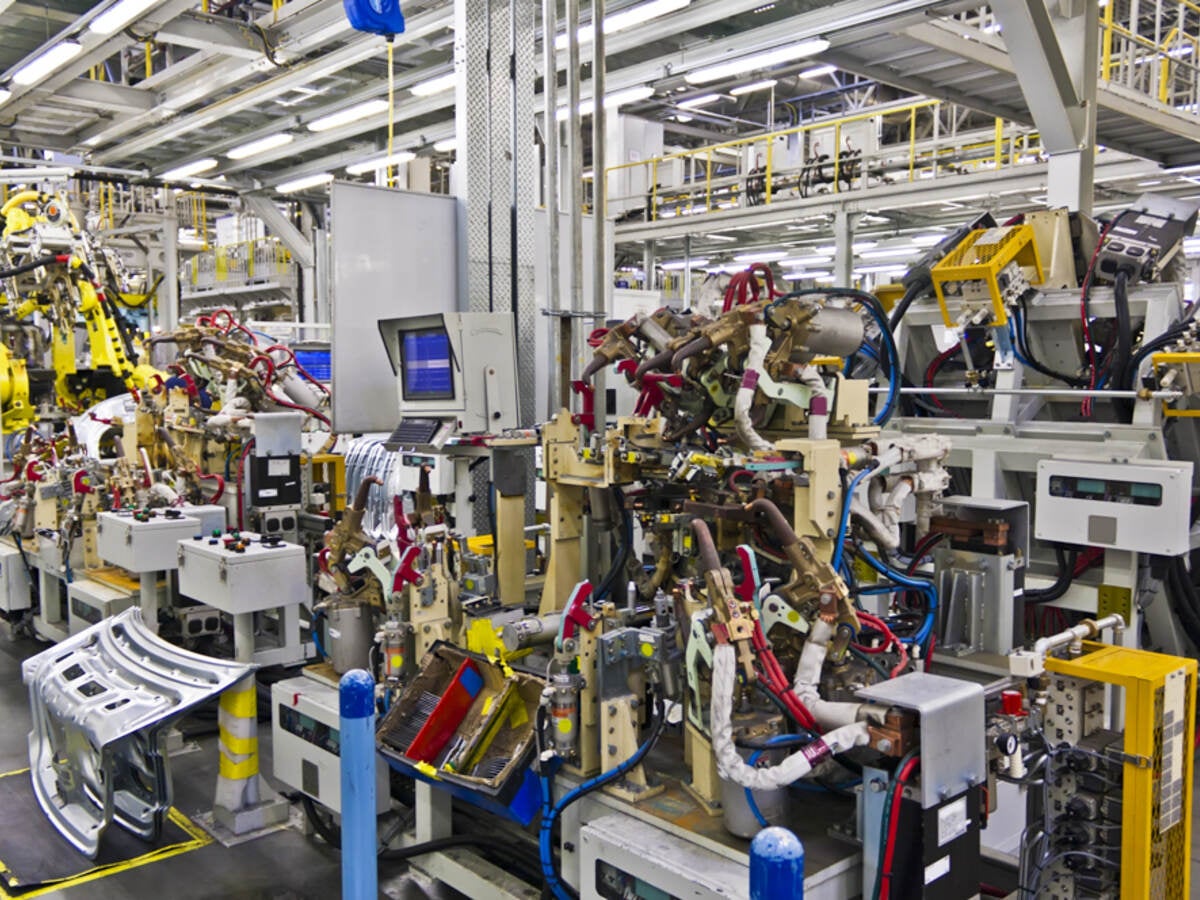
top-left (22, 608), bottom-right (253, 857)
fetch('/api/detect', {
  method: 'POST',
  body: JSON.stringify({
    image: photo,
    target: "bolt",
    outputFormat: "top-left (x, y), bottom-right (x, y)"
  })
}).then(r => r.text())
top-left (938, 785), bottom-right (950, 801)
top-left (608, 705), bottom-right (617, 715)
top-left (827, 491), bottom-right (836, 500)
top-left (869, 778), bottom-right (887, 793)
top-left (877, 738), bottom-right (893, 754)
top-left (607, 745), bottom-right (617, 756)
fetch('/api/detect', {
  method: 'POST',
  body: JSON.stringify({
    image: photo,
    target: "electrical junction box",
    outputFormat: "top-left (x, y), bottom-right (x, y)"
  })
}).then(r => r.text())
top-left (271, 676), bottom-right (389, 814)
top-left (179, 504), bottom-right (227, 536)
top-left (96, 510), bottom-right (200, 573)
top-left (0, 540), bottom-right (31, 612)
top-left (396, 450), bottom-right (455, 495)
top-left (36, 532), bottom-right (84, 577)
top-left (177, 533), bottom-right (307, 615)
top-left (67, 579), bottom-right (135, 635)
top-left (1035, 457), bottom-right (1193, 556)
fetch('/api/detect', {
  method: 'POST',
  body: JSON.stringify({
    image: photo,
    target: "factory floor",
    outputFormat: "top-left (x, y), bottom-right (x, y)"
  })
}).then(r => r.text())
top-left (2, 628), bottom-right (1199, 899)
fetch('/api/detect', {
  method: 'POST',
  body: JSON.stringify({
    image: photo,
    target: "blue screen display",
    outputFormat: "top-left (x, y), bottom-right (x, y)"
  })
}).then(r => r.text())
top-left (402, 329), bottom-right (454, 400)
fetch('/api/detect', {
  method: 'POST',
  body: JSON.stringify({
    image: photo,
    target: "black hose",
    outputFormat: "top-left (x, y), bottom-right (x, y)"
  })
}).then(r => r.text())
top-left (887, 281), bottom-right (925, 332)
top-left (593, 486), bottom-right (632, 602)
top-left (302, 794), bottom-right (342, 848)
top-left (1112, 272), bottom-right (1133, 385)
top-left (1166, 558), bottom-right (1200, 651)
top-left (1024, 546), bottom-right (1078, 605)
top-left (0, 254), bottom-right (59, 280)
top-left (1015, 291), bottom-right (1088, 387)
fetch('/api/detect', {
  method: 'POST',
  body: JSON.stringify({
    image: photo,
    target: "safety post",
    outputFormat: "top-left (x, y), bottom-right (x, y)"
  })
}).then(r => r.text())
top-left (749, 826), bottom-right (805, 900)
top-left (340, 668), bottom-right (377, 900)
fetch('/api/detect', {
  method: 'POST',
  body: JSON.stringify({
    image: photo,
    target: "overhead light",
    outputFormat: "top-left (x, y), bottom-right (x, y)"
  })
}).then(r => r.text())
top-left (82, 134), bottom-right (102, 147)
top-left (685, 39), bottom-right (830, 85)
top-left (0, 88), bottom-right (10, 106)
top-left (660, 257), bottom-right (710, 270)
top-left (908, 233), bottom-right (945, 247)
top-left (345, 151), bottom-right (416, 175)
top-left (782, 269), bottom-right (831, 280)
top-left (276, 172), bottom-right (334, 194)
top-left (1137, 179), bottom-right (1162, 186)
top-left (779, 254), bottom-right (832, 267)
top-left (855, 264), bottom-right (907, 275)
top-left (227, 132), bottom-right (294, 160)
top-left (733, 250), bottom-right (787, 262)
top-left (556, 85), bottom-right (654, 119)
top-left (308, 99), bottom-right (389, 132)
top-left (411, 72), bottom-right (456, 97)
top-left (861, 246), bottom-right (915, 260)
top-left (12, 41), bottom-right (83, 86)
top-left (554, 0), bottom-right (691, 49)
top-left (0, 166), bottom-right (75, 183)
top-left (160, 158), bottom-right (218, 180)
top-left (678, 94), bottom-right (722, 109)
top-left (704, 233), bottom-right (737, 242)
top-left (433, 138), bottom-right (457, 152)
top-left (730, 79), bottom-right (777, 96)
top-left (673, 114), bottom-right (693, 123)
top-left (798, 64), bottom-right (837, 79)
top-left (89, 0), bottom-right (160, 35)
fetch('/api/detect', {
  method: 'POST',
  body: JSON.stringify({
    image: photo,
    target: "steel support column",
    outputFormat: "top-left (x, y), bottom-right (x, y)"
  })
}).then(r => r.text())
top-left (159, 211), bottom-right (179, 334)
top-left (833, 210), bottom-right (857, 286)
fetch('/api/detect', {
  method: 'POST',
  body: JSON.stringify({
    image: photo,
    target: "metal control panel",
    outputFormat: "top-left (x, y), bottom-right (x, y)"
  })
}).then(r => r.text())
top-left (177, 532), bottom-right (307, 615)
top-left (96, 510), bottom-right (200, 573)
top-left (1035, 457), bottom-right (1193, 556)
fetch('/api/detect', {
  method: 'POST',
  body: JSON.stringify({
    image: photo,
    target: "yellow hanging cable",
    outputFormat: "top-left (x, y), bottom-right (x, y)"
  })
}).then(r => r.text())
top-left (386, 40), bottom-right (395, 188)
top-left (145, 40), bottom-right (152, 80)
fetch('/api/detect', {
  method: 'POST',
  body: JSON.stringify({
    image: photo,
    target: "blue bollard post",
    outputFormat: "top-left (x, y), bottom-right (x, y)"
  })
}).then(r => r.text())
top-left (340, 668), bottom-right (377, 900)
top-left (750, 826), bottom-right (805, 900)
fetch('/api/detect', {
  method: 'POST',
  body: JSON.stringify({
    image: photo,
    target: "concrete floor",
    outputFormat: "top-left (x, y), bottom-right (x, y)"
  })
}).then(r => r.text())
top-left (2, 628), bottom-right (1198, 899)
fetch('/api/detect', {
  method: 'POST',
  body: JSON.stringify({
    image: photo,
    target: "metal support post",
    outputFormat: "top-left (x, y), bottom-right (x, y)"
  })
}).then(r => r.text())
top-left (139, 571), bottom-right (159, 634)
top-left (833, 210), bottom-right (855, 286)
top-left (340, 669), bottom-right (378, 900)
top-left (682, 235), bottom-right (693, 308)
top-left (750, 827), bottom-right (805, 899)
top-left (543, 0), bottom-right (564, 414)
top-left (566, 0), bottom-right (584, 381)
top-left (642, 240), bottom-right (655, 293)
top-left (592, 0), bottom-right (607, 328)
top-left (159, 211), bottom-right (179, 334)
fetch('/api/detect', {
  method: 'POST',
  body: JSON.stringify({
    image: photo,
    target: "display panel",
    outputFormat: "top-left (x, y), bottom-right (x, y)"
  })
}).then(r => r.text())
top-left (1046, 475), bottom-right (1163, 507)
top-left (400, 328), bottom-right (455, 401)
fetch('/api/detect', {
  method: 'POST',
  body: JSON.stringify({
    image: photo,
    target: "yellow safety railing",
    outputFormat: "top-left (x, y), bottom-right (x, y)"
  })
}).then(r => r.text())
top-left (1100, 0), bottom-right (1200, 112)
top-left (605, 99), bottom-right (1045, 222)
top-left (186, 239), bottom-right (296, 292)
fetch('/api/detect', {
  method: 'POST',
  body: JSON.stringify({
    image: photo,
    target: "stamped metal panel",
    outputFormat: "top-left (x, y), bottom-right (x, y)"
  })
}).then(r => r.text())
top-left (330, 182), bottom-right (459, 434)
top-left (22, 609), bottom-right (253, 856)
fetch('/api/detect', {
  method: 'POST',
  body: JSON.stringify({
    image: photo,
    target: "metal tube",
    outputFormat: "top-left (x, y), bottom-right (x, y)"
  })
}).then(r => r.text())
top-left (566, 0), bottom-right (583, 384)
top-left (339, 669), bottom-right (378, 900)
top-left (543, 0), bottom-right (564, 414)
top-left (868, 387), bottom-right (1182, 399)
top-left (592, 0), bottom-right (606, 330)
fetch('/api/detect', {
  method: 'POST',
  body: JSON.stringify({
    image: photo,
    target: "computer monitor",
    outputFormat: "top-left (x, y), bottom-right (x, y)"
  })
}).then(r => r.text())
top-left (378, 312), bottom-right (519, 437)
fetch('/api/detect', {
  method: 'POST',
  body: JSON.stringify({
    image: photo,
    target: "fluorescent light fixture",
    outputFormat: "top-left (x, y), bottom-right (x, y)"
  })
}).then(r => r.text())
top-left (782, 269), bottom-right (831, 280)
top-left (160, 158), bottom-right (218, 180)
top-left (730, 79), bottom-right (777, 96)
top-left (704, 233), bottom-right (737, 242)
top-left (0, 88), bottom-right (11, 106)
top-left (661, 258), bottom-right (710, 270)
top-left (433, 138), bottom-right (458, 152)
top-left (0, 166), bottom-right (75, 183)
top-left (276, 172), bottom-right (334, 194)
top-left (855, 264), bottom-right (907, 275)
top-left (556, 85), bottom-right (654, 119)
top-left (798, 64), bottom-right (837, 79)
top-left (1137, 179), bottom-right (1162, 186)
top-left (686, 39), bottom-right (830, 85)
top-left (227, 132), bottom-right (294, 160)
top-left (861, 246), bottom-right (915, 260)
top-left (308, 99), bottom-right (389, 132)
top-left (673, 114), bottom-right (693, 123)
top-left (909, 233), bottom-right (944, 247)
top-left (678, 93), bottom-right (722, 109)
top-left (411, 72), bottom-right (456, 97)
top-left (554, 0), bottom-right (691, 49)
top-left (12, 41), bottom-right (83, 86)
top-left (89, 0), bottom-right (159, 35)
top-left (779, 254), bottom-right (832, 267)
top-left (82, 134), bottom-right (102, 146)
top-left (733, 250), bottom-right (787, 262)
top-left (345, 151), bottom-right (416, 175)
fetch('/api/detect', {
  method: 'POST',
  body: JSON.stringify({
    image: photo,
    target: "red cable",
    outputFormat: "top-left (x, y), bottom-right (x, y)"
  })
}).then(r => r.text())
top-left (235, 439), bottom-right (255, 530)
top-left (879, 755), bottom-right (921, 900)
top-left (856, 611), bottom-right (909, 678)
top-left (924, 341), bottom-right (963, 414)
top-left (925, 633), bottom-right (936, 672)
top-left (1080, 219), bottom-right (1116, 417)
top-left (264, 344), bottom-right (331, 396)
top-left (196, 471), bottom-right (224, 503)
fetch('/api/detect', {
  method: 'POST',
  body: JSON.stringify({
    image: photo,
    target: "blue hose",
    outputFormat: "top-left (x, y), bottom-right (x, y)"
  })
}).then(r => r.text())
top-left (831, 467), bottom-right (874, 572)
top-left (540, 699), bottom-right (666, 899)
top-left (311, 610), bottom-right (326, 660)
top-left (853, 544), bottom-right (938, 645)
top-left (743, 734), bottom-right (821, 829)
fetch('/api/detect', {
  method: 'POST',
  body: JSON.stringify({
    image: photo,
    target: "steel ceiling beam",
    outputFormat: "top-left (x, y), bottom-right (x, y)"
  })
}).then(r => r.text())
top-left (154, 12), bottom-right (264, 60)
top-left (241, 192), bottom-right (314, 268)
top-left (54, 79), bottom-right (157, 113)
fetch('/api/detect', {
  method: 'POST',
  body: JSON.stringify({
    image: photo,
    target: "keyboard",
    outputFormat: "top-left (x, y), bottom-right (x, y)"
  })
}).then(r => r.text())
top-left (385, 417), bottom-right (444, 449)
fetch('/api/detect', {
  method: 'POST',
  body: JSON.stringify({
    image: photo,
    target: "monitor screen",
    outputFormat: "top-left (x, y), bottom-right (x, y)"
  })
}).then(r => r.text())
top-left (400, 327), bottom-right (455, 401)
